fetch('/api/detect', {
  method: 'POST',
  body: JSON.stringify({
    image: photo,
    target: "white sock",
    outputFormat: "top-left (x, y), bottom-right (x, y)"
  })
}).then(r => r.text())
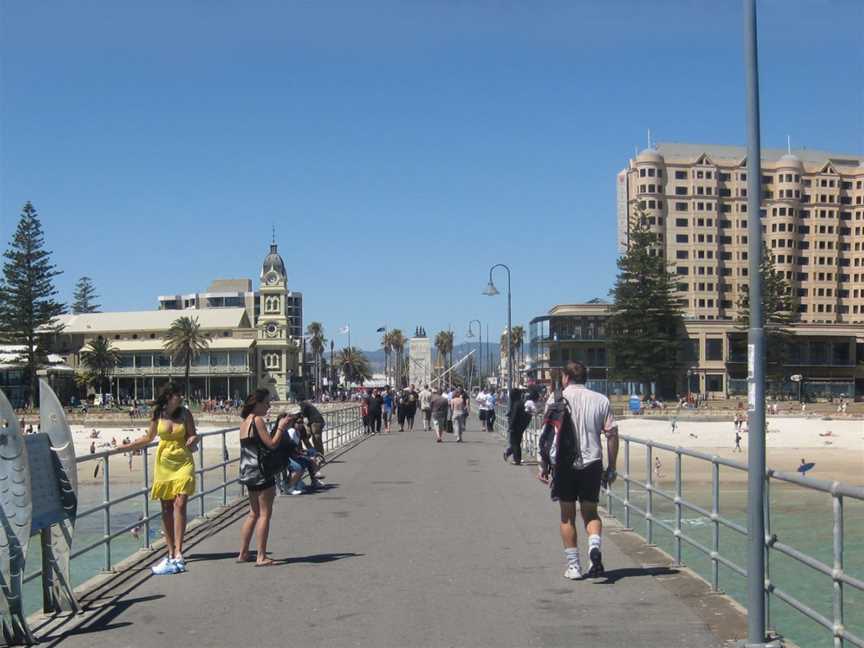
top-left (589, 534), bottom-right (601, 553)
top-left (564, 547), bottom-right (580, 568)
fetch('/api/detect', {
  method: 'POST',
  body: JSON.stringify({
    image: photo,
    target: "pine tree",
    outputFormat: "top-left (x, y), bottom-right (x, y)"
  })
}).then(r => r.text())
top-left (0, 202), bottom-right (66, 405)
top-left (607, 212), bottom-right (685, 396)
top-left (72, 276), bottom-right (101, 313)
top-left (736, 242), bottom-right (796, 385)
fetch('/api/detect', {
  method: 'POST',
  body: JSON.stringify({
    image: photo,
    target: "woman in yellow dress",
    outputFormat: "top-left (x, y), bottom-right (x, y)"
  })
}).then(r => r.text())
top-left (120, 383), bottom-right (198, 575)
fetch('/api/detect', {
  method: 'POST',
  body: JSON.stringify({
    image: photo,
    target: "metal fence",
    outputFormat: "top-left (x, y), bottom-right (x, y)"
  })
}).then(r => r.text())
top-left (494, 404), bottom-right (864, 648)
top-left (23, 404), bottom-right (364, 588)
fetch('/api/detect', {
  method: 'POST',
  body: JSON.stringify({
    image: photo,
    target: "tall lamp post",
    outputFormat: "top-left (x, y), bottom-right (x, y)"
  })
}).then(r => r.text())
top-left (466, 319), bottom-right (482, 390)
top-left (483, 263), bottom-right (512, 392)
top-left (743, 1), bottom-right (773, 646)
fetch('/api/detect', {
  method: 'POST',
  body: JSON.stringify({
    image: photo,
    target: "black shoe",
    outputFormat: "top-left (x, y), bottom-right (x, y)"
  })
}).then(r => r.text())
top-left (502, 449), bottom-right (510, 463)
top-left (587, 547), bottom-right (605, 579)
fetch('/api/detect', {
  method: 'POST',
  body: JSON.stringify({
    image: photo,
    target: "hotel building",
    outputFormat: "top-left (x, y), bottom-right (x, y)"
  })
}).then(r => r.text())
top-left (525, 143), bottom-right (864, 399)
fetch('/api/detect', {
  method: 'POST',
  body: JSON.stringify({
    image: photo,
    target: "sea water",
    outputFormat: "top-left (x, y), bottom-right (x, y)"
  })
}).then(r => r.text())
top-left (618, 479), bottom-right (863, 648)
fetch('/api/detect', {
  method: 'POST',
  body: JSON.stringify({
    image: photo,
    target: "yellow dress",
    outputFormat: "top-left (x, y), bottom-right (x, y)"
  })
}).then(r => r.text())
top-left (150, 419), bottom-right (196, 500)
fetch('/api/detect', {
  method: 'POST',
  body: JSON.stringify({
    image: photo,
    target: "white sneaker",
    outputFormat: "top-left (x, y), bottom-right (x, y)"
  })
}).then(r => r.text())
top-left (290, 488), bottom-right (304, 495)
top-left (563, 564), bottom-right (583, 580)
top-left (172, 557), bottom-right (187, 573)
top-left (152, 557), bottom-right (179, 576)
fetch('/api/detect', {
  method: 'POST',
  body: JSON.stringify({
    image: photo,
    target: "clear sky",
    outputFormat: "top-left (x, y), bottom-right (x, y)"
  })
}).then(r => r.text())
top-left (1, 1), bottom-right (862, 350)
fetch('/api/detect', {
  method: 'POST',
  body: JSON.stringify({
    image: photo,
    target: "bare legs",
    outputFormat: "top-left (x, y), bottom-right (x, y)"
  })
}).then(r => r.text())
top-left (558, 501), bottom-right (602, 549)
top-left (160, 500), bottom-right (176, 558)
top-left (238, 487), bottom-right (276, 565)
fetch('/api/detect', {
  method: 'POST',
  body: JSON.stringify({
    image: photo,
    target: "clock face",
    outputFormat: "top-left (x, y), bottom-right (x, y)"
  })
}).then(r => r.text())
top-left (265, 323), bottom-right (279, 338)
top-left (266, 271), bottom-right (279, 285)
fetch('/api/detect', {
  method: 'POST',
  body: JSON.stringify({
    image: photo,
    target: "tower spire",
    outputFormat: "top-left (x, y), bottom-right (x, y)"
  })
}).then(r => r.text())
top-left (272, 224), bottom-right (276, 245)
top-left (787, 134), bottom-right (791, 154)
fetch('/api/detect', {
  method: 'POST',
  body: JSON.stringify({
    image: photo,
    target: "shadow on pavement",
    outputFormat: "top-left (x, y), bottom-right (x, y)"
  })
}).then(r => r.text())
top-left (595, 566), bottom-right (679, 585)
top-left (279, 552), bottom-right (363, 565)
top-left (42, 595), bottom-right (164, 645)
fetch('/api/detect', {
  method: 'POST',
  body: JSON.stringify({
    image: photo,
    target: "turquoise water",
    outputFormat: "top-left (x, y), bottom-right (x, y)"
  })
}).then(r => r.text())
top-left (612, 471), bottom-right (864, 648)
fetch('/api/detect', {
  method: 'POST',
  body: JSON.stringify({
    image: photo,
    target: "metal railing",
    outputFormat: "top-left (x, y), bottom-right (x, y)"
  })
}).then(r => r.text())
top-left (23, 404), bottom-right (364, 589)
top-left (493, 404), bottom-right (864, 648)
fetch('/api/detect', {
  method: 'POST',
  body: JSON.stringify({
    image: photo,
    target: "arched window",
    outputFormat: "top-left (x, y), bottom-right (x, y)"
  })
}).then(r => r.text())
top-left (264, 296), bottom-right (280, 313)
top-left (264, 353), bottom-right (280, 370)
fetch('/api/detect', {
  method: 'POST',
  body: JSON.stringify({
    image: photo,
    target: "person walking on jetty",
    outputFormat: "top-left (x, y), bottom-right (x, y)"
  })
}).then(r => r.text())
top-left (449, 388), bottom-right (469, 443)
top-left (419, 385), bottom-right (433, 431)
top-left (238, 389), bottom-right (284, 566)
top-left (120, 383), bottom-right (199, 575)
top-left (430, 389), bottom-right (449, 443)
top-left (404, 385), bottom-right (419, 431)
top-left (382, 388), bottom-right (394, 433)
top-left (367, 388), bottom-right (383, 434)
top-left (539, 361), bottom-right (619, 581)
top-left (504, 386), bottom-right (538, 465)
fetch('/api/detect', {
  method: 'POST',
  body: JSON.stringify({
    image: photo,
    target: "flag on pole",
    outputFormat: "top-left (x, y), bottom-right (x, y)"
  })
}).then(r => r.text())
top-left (376, 326), bottom-right (386, 333)
top-left (339, 325), bottom-right (350, 334)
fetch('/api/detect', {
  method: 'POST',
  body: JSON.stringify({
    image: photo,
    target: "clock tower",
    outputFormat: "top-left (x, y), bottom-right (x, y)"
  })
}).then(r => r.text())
top-left (256, 242), bottom-right (297, 400)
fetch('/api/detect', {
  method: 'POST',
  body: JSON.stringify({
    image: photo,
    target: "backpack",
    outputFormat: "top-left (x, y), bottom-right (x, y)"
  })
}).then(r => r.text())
top-left (538, 388), bottom-right (583, 475)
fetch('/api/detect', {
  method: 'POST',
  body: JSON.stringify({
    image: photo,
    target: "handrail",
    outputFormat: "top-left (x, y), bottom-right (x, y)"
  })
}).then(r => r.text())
top-left (493, 404), bottom-right (863, 648)
top-left (22, 404), bottom-right (364, 596)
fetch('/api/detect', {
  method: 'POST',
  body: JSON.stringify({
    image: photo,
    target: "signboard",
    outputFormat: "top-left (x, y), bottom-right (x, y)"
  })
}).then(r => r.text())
top-left (25, 434), bottom-right (67, 534)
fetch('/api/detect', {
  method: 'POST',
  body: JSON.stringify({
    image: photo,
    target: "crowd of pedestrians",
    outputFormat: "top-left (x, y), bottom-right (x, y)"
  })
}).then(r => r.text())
top-left (118, 361), bottom-right (620, 584)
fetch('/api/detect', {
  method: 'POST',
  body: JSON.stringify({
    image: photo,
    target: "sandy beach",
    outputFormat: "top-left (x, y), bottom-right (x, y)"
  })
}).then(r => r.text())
top-left (617, 416), bottom-right (864, 486)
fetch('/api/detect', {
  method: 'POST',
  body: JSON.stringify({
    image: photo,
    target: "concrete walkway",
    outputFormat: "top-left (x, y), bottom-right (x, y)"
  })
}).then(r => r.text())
top-left (40, 420), bottom-right (737, 648)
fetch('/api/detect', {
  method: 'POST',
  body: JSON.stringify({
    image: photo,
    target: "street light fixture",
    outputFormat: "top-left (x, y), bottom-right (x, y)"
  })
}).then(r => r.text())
top-left (483, 263), bottom-right (512, 392)
top-left (466, 319), bottom-right (483, 390)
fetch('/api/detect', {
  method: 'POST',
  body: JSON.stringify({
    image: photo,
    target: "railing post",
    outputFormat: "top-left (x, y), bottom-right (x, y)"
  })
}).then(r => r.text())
top-left (674, 450), bottom-right (682, 566)
top-left (712, 461), bottom-right (720, 592)
top-left (765, 474), bottom-right (772, 631)
top-left (832, 494), bottom-right (843, 648)
top-left (646, 443), bottom-right (654, 545)
top-left (624, 440), bottom-right (631, 530)
top-left (102, 455), bottom-right (111, 571)
top-left (198, 440), bottom-right (205, 518)
top-left (143, 447), bottom-right (151, 550)
top-left (222, 431), bottom-right (228, 507)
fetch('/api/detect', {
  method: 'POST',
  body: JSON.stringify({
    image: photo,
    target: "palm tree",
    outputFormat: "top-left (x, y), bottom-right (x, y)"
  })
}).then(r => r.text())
top-left (390, 329), bottom-right (406, 387)
top-left (381, 330), bottom-right (393, 386)
top-left (335, 346), bottom-right (372, 385)
top-left (307, 322), bottom-right (326, 396)
top-left (510, 325), bottom-right (525, 372)
top-left (163, 316), bottom-right (212, 397)
top-left (79, 338), bottom-right (120, 395)
top-left (434, 330), bottom-right (454, 388)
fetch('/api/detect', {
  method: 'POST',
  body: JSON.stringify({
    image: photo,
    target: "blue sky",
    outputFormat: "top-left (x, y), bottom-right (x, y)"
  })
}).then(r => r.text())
top-left (1, 1), bottom-right (862, 350)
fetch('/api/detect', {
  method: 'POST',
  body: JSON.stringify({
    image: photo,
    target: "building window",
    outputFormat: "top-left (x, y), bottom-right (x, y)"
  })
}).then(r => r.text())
top-left (706, 374), bottom-right (724, 392)
top-left (675, 170), bottom-right (687, 180)
top-left (676, 234), bottom-right (688, 243)
top-left (675, 186), bottom-right (688, 196)
top-left (264, 353), bottom-right (281, 370)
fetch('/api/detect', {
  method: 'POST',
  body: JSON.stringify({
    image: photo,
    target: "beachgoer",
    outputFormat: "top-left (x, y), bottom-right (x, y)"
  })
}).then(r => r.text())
top-left (237, 389), bottom-right (283, 566)
top-left (119, 382), bottom-right (198, 575)
top-left (539, 361), bottom-right (619, 581)
top-left (484, 390), bottom-right (497, 432)
top-left (734, 430), bottom-right (743, 452)
top-left (476, 389), bottom-right (490, 431)
top-left (419, 385), bottom-right (433, 431)
top-left (654, 456), bottom-right (662, 481)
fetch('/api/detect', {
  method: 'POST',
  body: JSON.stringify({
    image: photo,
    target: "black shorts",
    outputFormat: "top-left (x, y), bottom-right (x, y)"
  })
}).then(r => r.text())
top-left (551, 461), bottom-right (603, 504)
